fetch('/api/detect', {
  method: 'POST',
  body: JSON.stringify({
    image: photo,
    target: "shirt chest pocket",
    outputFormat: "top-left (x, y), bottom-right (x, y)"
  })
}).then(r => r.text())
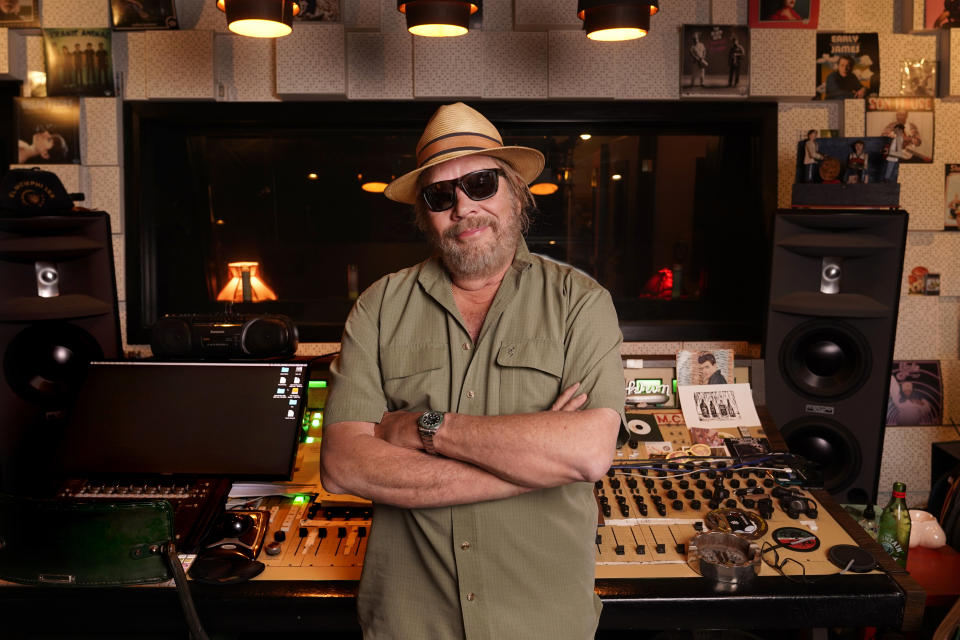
top-left (497, 340), bottom-right (563, 414)
top-left (380, 344), bottom-right (447, 412)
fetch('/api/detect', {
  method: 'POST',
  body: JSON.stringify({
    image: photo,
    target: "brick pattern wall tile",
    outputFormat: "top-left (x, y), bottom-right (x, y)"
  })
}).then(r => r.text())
top-left (216, 35), bottom-right (278, 102)
top-left (751, 30), bottom-right (815, 97)
top-left (180, 0), bottom-right (232, 32)
top-left (414, 32), bottom-right (482, 98)
top-left (941, 297), bottom-right (960, 358)
top-left (620, 342), bottom-right (684, 357)
top-left (381, 0), bottom-right (407, 33)
top-left (24, 33), bottom-right (41, 84)
top-left (482, 0), bottom-right (514, 31)
top-left (81, 98), bottom-right (120, 165)
top-left (482, 32), bottom-right (547, 99)
top-left (936, 100), bottom-right (960, 162)
top-left (710, 0), bottom-right (747, 25)
top-left (844, 0), bottom-right (893, 33)
top-left (345, 0), bottom-right (381, 30)
top-left (145, 30), bottom-right (215, 99)
top-left (817, 0), bottom-right (845, 30)
top-left (894, 293), bottom-right (940, 359)
top-left (879, 32), bottom-right (937, 97)
top-left (1, 28), bottom-right (26, 79)
top-left (347, 32), bottom-right (413, 99)
top-left (878, 425), bottom-right (958, 505)
top-left (112, 232), bottom-right (125, 307)
top-left (950, 30), bottom-right (960, 97)
top-left (41, 0), bottom-right (109, 28)
top-left (616, 29), bottom-right (680, 100)
top-left (843, 98), bottom-right (865, 137)
top-left (941, 359), bottom-right (960, 422)
top-left (900, 163), bottom-right (947, 230)
top-left (85, 166), bottom-right (124, 233)
top-left (514, 0), bottom-right (579, 29)
top-left (276, 23), bottom-right (345, 96)
top-left (120, 32), bottom-right (146, 99)
top-left (548, 30), bottom-right (622, 98)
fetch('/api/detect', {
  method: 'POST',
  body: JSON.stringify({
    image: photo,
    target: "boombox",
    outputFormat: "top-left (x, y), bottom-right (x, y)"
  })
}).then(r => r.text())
top-left (150, 314), bottom-right (298, 360)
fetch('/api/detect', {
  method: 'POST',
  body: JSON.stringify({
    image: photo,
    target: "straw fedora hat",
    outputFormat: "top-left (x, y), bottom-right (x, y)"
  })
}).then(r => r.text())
top-left (384, 102), bottom-right (545, 204)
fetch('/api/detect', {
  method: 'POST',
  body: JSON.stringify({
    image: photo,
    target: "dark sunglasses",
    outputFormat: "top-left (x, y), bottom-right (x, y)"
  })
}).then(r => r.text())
top-left (421, 168), bottom-right (503, 212)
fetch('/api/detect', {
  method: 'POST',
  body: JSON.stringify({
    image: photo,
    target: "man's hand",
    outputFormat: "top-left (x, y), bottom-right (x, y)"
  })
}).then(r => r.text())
top-left (551, 382), bottom-right (588, 412)
top-left (374, 411), bottom-right (422, 450)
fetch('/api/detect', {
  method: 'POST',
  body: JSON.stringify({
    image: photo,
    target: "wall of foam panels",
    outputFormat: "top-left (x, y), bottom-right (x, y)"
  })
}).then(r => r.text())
top-left (1, 0), bottom-right (958, 504)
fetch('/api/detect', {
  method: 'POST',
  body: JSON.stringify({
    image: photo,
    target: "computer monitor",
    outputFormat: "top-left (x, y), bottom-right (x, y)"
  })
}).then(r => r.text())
top-left (55, 361), bottom-right (308, 479)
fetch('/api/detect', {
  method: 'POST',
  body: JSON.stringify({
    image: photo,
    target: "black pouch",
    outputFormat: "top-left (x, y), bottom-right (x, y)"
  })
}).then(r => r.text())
top-left (0, 495), bottom-right (208, 639)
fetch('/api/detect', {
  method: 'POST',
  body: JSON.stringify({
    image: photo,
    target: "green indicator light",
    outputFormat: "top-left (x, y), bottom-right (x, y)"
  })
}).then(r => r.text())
top-left (311, 419), bottom-right (320, 427)
top-left (305, 436), bottom-right (315, 444)
top-left (292, 495), bottom-right (307, 504)
top-left (308, 380), bottom-right (328, 388)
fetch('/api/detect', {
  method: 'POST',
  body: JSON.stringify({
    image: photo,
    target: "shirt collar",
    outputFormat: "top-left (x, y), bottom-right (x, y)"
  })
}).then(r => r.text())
top-left (417, 236), bottom-right (532, 305)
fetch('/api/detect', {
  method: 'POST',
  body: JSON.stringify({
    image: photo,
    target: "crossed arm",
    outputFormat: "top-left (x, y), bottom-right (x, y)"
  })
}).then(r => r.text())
top-left (320, 383), bottom-right (620, 510)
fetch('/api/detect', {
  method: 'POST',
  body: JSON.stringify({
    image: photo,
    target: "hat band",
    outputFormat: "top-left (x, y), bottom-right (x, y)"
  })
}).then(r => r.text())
top-left (417, 131), bottom-right (502, 167)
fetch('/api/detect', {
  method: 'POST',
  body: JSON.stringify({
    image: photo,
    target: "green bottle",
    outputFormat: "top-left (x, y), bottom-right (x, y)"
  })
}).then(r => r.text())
top-left (877, 482), bottom-right (911, 568)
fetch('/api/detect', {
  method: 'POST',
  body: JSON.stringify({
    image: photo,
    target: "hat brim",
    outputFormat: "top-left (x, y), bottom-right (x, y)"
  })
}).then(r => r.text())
top-left (384, 146), bottom-right (545, 205)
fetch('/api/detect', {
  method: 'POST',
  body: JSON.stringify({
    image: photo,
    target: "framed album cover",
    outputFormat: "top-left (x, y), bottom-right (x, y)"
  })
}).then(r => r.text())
top-left (680, 24), bottom-right (750, 98)
top-left (0, 0), bottom-right (39, 28)
top-left (925, 0), bottom-right (960, 29)
top-left (946, 164), bottom-right (960, 229)
top-left (815, 32), bottom-right (879, 100)
top-left (295, 0), bottom-right (341, 22)
top-left (43, 28), bottom-right (115, 98)
top-left (13, 97), bottom-right (81, 166)
top-left (899, 58), bottom-right (937, 96)
top-left (886, 360), bottom-right (943, 426)
top-left (748, 0), bottom-right (819, 29)
top-left (865, 97), bottom-right (934, 164)
top-left (110, 0), bottom-right (178, 30)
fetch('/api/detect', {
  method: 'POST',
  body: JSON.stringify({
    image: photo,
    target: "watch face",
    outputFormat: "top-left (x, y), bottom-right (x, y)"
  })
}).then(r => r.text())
top-left (419, 411), bottom-right (443, 429)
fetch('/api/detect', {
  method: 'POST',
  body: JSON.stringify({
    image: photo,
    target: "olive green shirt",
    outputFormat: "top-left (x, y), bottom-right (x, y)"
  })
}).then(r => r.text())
top-left (325, 240), bottom-right (626, 640)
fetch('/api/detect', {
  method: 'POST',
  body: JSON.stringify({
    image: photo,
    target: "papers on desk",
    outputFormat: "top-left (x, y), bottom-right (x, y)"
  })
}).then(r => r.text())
top-left (677, 383), bottom-right (762, 457)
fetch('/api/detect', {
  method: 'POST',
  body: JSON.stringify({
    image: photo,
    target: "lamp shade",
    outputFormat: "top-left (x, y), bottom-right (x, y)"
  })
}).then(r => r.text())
top-left (217, 0), bottom-right (300, 38)
top-left (216, 261), bottom-right (278, 302)
top-left (577, 1), bottom-right (651, 41)
top-left (398, 0), bottom-right (480, 37)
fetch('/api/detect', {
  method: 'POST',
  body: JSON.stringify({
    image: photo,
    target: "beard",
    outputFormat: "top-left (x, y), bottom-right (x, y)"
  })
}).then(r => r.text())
top-left (430, 206), bottom-right (522, 280)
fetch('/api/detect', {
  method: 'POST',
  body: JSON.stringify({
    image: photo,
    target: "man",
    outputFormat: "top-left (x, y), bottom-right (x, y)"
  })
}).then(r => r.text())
top-left (803, 129), bottom-right (823, 183)
top-left (698, 352), bottom-right (726, 385)
top-left (880, 111), bottom-right (924, 161)
top-left (883, 124), bottom-right (907, 183)
top-left (689, 31), bottom-right (708, 87)
top-left (825, 55), bottom-right (866, 100)
top-left (18, 128), bottom-right (68, 164)
top-left (728, 35), bottom-right (745, 88)
top-left (321, 102), bottom-right (625, 639)
top-left (95, 42), bottom-right (110, 88)
top-left (0, 0), bottom-right (25, 21)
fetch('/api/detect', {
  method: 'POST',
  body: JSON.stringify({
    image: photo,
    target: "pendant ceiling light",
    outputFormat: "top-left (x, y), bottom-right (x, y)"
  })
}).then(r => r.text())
top-left (577, 1), bottom-right (654, 41)
top-left (398, 0), bottom-right (480, 38)
top-left (217, 0), bottom-right (300, 38)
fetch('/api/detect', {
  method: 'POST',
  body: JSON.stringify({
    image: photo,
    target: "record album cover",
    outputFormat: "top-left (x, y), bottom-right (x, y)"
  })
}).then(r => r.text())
top-left (43, 28), bottom-right (115, 98)
top-left (680, 25), bottom-right (750, 98)
top-left (887, 361), bottom-right (943, 426)
top-left (815, 32), bottom-right (879, 100)
top-left (748, 0), bottom-right (819, 28)
top-left (865, 97), bottom-right (934, 164)
top-left (13, 97), bottom-right (81, 165)
top-left (946, 164), bottom-right (960, 229)
top-left (0, 0), bottom-right (39, 28)
top-left (110, 0), bottom-right (178, 30)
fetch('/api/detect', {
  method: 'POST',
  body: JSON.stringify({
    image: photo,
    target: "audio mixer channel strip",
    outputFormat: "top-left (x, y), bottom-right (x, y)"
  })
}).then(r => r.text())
top-left (246, 442), bottom-right (866, 583)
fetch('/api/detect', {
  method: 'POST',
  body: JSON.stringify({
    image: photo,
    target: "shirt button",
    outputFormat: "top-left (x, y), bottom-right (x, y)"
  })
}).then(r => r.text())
top-left (466, 390), bottom-right (475, 398)
top-left (466, 593), bottom-right (475, 601)
top-left (462, 342), bottom-right (471, 350)
top-left (461, 541), bottom-right (470, 550)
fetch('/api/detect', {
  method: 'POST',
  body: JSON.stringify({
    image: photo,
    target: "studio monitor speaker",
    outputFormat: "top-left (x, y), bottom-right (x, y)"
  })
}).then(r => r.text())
top-left (764, 210), bottom-right (907, 505)
top-left (0, 211), bottom-right (121, 495)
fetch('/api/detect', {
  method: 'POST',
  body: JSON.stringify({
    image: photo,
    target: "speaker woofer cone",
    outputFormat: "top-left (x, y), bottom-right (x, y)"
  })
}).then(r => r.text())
top-left (779, 318), bottom-right (871, 400)
top-left (780, 417), bottom-right (865, 502)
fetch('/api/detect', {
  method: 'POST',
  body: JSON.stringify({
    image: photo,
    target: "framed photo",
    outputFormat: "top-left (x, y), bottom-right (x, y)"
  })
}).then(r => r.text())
top-left (295, 0), bottom-right (341, 22)
top-left (13, 97), bottom-right (81, 166)
top-left (680, 24), bottom-right (750, 98)
top-left (945, 164), bottom-right (960, 229)
top-left (865, 97), bottom-right (934, 164)
top-left (815, 32), bottom-right (879, 100)
top-left (43, 29), bottom-right (115, 98)
top-left (924, 0), bottom-right (960, 29)
top-left (886, 360), bottom-right (943, 426)
top-left (0, 0), bottom-right (39, 28)
top-left (748, 0), bottom-right (819, 29)
top-left (110, 0), bottom-right (178, 30)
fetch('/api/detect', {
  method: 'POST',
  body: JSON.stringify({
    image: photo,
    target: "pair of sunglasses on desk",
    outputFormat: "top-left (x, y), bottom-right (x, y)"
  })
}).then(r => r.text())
top-left (421, 168), bottom-right (503, 212)
top-left (761, 541), bottom-right (878, 584)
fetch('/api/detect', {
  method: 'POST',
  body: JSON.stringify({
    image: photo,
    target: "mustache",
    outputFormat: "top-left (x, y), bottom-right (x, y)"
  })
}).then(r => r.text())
top-left (442, 214), bottom-right (499, 241)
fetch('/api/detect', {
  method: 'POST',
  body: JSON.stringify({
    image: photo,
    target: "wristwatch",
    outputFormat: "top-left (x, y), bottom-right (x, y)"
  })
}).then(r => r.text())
top-left (417, 410), bottom-right (444, 455)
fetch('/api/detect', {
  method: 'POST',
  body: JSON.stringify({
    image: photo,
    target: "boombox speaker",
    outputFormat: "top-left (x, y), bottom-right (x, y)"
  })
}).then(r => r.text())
top-left (150, 314), bottom-right (298, 360)
top-left (0, 211), bottom-right (122, 495)
top-left (764, 210), bottom-right (907, 505)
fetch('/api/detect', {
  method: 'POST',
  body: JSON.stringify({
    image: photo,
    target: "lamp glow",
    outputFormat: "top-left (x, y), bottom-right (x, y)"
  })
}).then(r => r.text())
top-left (398, 1), bottom-right (480, 37)
top-left (216, 261), bottom-right (278, 302)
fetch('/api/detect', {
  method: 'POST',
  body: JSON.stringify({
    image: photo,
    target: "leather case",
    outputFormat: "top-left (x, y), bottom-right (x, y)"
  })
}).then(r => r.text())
top-left (0, 496), bottom-right (174, 586)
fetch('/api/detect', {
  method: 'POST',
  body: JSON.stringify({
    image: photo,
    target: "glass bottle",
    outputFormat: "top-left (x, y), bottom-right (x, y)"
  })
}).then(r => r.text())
top-left (877, 482), bottom-right (911, 567)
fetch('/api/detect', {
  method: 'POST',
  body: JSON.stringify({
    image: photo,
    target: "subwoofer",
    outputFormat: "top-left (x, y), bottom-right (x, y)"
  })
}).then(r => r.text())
top-left (764, 210), bottom-right (907, 504)
top-left (0, 212), bottom-right (121, 495)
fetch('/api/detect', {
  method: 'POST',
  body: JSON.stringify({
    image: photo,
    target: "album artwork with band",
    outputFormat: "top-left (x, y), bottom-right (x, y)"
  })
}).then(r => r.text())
top-left (680, 24), bottom-right (750, 98)
top-left (865, 96), bottom-right (935, 164)
top-left (42, 28), bottom-right (115, 98)
top-left (110, 0), bottom-right (178, 30)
